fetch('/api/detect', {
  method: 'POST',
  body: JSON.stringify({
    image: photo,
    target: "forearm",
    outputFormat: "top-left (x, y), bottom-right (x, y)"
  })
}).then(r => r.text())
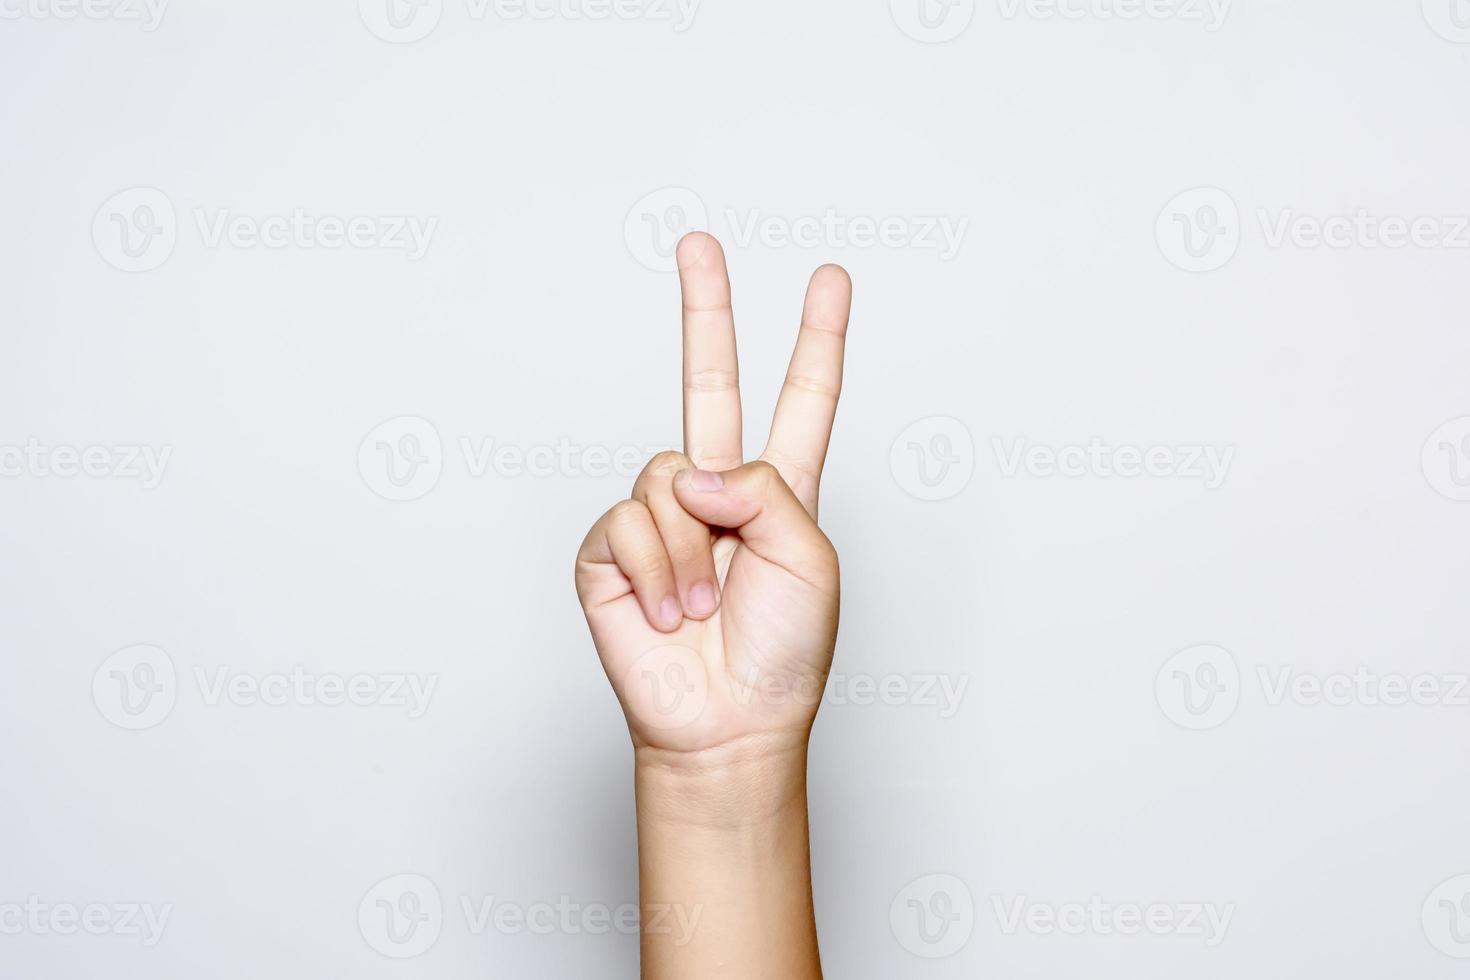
top-left (635, 736), bottom-right (822, 979)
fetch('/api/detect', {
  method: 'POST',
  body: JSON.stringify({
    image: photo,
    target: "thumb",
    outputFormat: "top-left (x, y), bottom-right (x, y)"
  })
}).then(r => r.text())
top-left (672, 461), bottom-right (836, 588)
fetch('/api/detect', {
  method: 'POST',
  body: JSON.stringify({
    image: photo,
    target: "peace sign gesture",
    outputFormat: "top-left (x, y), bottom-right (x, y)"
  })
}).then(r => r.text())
top-left (574, 232), bottom-right (853, 759)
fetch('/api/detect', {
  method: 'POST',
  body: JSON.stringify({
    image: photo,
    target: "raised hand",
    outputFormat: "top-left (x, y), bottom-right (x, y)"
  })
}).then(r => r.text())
top-left (574, 232), bottom-right (852, 763)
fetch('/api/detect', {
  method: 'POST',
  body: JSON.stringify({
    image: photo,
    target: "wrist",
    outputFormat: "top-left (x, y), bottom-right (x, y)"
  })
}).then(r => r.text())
top-left (634, 732), bottom-right (810, 832)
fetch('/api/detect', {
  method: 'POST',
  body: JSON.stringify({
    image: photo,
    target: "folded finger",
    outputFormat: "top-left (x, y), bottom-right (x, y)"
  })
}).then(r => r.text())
top-left (581, 500), bottom-right (682, 632)
top-left (635, 454), bottom-right (720, 621)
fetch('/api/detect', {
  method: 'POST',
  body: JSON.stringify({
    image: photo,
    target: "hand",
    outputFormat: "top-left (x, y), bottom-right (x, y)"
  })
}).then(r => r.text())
top-left (574, 233), bottom-right (852, 765)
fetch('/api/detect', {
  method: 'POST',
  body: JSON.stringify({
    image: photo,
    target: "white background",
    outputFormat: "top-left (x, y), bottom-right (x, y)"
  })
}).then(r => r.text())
top-left (3, 0), bottom-right (1469, 976)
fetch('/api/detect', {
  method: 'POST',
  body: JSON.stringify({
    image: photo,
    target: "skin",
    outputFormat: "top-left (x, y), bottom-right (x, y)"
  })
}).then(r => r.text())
top-left (574, 232), bottom-right (852, 978)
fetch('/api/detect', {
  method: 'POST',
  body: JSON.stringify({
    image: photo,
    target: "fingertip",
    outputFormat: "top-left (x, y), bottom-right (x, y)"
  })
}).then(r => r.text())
top-left (673, 468), bottom-right (724, 493)
top-left (686, 581), bottom-right (719, 620)
top-left (676, 231), bottom-right (723, 272)
top-left (803, 265), bottom-right (853, 334)
top-left (657, 595), bottom-right (683, 632)
top-left (810, 263), bottom-right (852, 291)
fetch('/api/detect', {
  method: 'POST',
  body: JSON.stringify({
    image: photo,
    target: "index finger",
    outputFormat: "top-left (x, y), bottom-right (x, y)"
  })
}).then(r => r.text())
top-left (677, 233), bottom-right (743, 471)
top-left (761, 263), bottom-right (852, 516)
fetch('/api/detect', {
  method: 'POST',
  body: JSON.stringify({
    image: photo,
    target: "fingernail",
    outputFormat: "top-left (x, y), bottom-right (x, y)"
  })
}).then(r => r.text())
top-left (688, 582), bottom-right (717, 617)
top-left (688, 469), bottom-right (724, 492)
top-left (659, 596), bottom-right (682, 629)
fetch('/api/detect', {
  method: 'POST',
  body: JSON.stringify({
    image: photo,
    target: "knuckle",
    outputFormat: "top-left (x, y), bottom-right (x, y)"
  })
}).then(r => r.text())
top-left (607, 499), bottom-right (648, 528)
top-left (684, 368), bottom-right (739, 393)
top-left (783, 373), bottom-right (840, 399)
top-left (746, 459), bottom-right (782, 488)
top-left (643, 450), bottom-right (692, 478)
top-left (810, 534), bottom-right (840, 580)
top-left (667, 537), bottom-right (711, 568)
top-left (635, 550), bottom-right (670, 578)
top-left (691, 452), bottom-right (743, 471)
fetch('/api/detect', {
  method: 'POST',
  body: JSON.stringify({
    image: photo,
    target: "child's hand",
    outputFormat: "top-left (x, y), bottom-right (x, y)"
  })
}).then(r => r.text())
top-left (574, 233), bottom-right (852, 764)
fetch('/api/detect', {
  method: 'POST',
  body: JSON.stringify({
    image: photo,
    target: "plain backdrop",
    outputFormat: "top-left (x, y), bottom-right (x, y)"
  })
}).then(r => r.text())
top-left (3, 0), bottom-right (1469, 976)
